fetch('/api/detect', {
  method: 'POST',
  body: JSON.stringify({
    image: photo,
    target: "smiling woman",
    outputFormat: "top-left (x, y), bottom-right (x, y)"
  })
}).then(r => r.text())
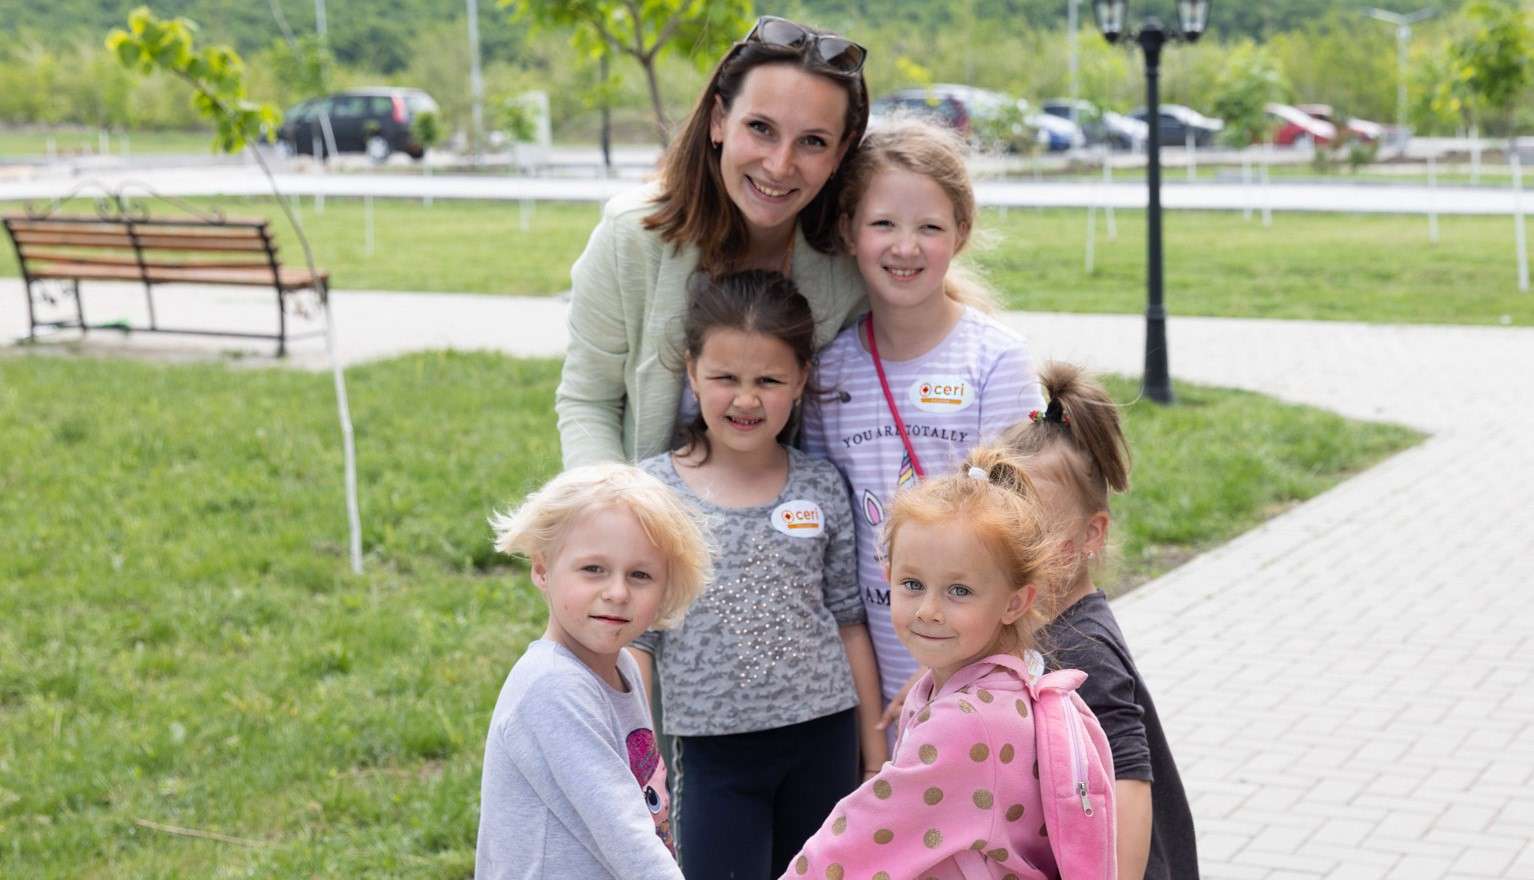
top-left (553, 16), bottom-right (872, 468)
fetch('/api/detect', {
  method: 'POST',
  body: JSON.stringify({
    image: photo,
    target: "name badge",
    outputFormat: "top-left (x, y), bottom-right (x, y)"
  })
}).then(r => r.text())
top-left (908, 375), bottom-right (975, 413)
top-left (771, 499), bottom-right (824, 538)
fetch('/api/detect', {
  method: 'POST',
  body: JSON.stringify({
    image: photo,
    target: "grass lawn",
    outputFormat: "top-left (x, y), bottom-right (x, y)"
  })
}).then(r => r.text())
top-left (0, 197), bottom-right (604, 298)
top-left (0, 352), bottom-right (1418, 877)
top-left (4, 194), bottom-right (1527, 325)
top-left (0, 128), bottom-right (219, 159)
top-left (975, 206), bottom-right (1534, 325)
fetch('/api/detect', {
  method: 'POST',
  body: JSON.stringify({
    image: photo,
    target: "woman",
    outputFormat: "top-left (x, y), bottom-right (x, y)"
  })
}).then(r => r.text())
top-left (556, 15), bottom-right (871, 467)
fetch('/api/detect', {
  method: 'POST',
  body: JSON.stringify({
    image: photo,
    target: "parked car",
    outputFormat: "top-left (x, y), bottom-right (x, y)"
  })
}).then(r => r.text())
top-left (1129, 104), bottom-right (1223, 147)
top-left (1267, 102), bottom-right (1338, 146)
top-left (1042, 98), bottom-right (1145, 150)
top-left (870, 84), bottom-right (1016, 139)
top-left (1278, 103), bottom-right (1384, 146)
top-left (1024, 107), bottom-right (1086, 152)
top-left (873, 85), bottom-right (1046, 152)
top-left (277, 87), bottom-right (439, 161)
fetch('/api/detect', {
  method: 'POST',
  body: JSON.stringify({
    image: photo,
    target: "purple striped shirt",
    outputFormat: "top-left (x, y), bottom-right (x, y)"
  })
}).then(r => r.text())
top-left (802, 307), bottom-right (1044, 700)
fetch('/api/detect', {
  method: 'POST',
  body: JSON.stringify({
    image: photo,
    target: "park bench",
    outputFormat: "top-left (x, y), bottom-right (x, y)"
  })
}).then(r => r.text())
top-left (3, 210), bottom-right (328, 356)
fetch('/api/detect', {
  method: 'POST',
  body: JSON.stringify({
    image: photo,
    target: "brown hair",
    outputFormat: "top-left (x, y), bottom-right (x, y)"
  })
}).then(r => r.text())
top-left (882, 445), bottom-right (1063, 658)
top-left (672, 269), bottom-right (817, 464)
top-left (644, 21), bottom-right (870, 274)
top-left (1000, 362), bottom-right (1131, 517)
top-left (838, 116), bottom-right (998, 312)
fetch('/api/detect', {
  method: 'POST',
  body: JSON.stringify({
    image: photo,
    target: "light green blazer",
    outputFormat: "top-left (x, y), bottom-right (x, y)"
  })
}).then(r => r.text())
top-left (556, 185), bottom-right (869, 468)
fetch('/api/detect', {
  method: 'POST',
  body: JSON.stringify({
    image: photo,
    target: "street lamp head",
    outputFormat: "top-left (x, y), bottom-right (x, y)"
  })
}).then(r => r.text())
top-left (1177, 0), bottom-right (1211, 41)
top-left (1093, 0), bottom-right (1127, 43)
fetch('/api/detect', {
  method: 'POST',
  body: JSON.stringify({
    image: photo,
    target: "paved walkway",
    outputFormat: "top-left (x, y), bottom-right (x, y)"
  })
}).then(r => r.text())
top-left (3, 165), bottom-right (1529, 214)
top-left (5, 280), bottom-right (1533, 878)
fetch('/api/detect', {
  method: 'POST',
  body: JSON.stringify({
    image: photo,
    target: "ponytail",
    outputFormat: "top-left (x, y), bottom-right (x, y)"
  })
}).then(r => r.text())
top-left (1002, 362), bottom-right (1130, 514)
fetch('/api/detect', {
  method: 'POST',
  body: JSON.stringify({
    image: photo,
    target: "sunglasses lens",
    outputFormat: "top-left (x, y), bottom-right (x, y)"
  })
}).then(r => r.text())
top-left (756, 18), bottom-right (811, 49)
top-left (817, 38), bottom-right (865, 72)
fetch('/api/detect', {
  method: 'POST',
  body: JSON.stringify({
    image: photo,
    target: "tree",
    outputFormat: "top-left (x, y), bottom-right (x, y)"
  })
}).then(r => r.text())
top-left (107, 6), bottom-right (365, 574)
top-left (1210, 42), bottom-right (1290, 147)
top-left (501, 0), bottom-right (752, 146)
top-left (1442, 0), bottom-right (1534, 136)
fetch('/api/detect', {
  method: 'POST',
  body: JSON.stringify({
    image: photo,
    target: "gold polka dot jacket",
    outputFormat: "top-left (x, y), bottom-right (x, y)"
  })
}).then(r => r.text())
top-left (780, 653), bottom-right (1119, 880)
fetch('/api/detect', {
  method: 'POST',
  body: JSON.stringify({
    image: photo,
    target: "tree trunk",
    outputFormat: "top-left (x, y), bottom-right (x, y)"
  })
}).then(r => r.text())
top-left (642, 57), bottom-right (669, 148)
top-left (600, 53), bottom-right (613, 176)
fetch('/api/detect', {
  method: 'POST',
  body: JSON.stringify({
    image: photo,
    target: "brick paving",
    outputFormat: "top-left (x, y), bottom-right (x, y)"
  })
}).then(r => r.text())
top-left (1009, 311), bottom-right (1534, 879)
top-left (6, 280), bottom-right (1533, 877)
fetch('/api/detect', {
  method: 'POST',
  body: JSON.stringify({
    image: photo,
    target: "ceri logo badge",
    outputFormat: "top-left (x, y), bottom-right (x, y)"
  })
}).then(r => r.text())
top-left (771, 499), bottom-right (824, 538)
top-left (908, 374), bottom-right (974, 413)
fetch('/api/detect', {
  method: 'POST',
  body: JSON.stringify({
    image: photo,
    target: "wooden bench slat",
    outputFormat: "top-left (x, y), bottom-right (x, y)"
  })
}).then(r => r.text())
top-left (23, 251), bottom-right (279, 271)
top-left (28, 262), bottom-right (325, 289)
top-left (5, 217), bottom-right (268, 235)
top-left (12, 230), bottom-right (273, 252)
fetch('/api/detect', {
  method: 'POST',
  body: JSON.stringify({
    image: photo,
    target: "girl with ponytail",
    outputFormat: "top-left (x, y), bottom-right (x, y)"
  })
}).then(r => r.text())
top-left (1003, 362), bottom-right (1199, 880)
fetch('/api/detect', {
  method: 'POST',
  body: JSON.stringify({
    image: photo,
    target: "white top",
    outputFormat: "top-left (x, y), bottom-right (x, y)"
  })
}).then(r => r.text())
top-left (803, 306), bottom-right (1044, 699)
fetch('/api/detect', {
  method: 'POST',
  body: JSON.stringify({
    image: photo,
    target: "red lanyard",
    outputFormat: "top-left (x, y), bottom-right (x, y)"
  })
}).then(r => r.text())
top-left (864, 315), bottom-right (925, 481)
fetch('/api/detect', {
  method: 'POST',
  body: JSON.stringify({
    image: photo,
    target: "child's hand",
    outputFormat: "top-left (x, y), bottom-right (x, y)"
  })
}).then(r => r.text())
top-left (875, 669), bottom-right (924, 731)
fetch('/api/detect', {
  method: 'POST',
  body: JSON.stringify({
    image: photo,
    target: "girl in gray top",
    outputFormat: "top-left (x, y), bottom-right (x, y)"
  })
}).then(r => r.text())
top-left (476, 463), bottom-right (712, 880)
top-left (629, 271), bottom-right (886, 879)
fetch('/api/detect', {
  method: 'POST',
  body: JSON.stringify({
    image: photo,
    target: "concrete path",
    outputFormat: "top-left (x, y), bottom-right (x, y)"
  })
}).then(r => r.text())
top-left (3, 164), bottom-right (1529, 215)
top-left (5, 280), bottom-right (1533, 878)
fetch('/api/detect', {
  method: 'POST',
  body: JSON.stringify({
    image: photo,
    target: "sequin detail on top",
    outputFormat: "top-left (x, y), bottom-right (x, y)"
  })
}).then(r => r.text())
top-left (633, 447), bottom-right (863, 736)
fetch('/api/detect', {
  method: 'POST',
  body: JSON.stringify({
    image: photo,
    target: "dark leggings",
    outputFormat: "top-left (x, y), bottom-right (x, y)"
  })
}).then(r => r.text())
top-left (674, 708), bottom-right (858, 880)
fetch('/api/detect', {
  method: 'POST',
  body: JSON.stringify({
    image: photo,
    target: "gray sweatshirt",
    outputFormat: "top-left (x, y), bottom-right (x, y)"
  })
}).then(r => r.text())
top-left (474, 640), bottom-right (680, 880)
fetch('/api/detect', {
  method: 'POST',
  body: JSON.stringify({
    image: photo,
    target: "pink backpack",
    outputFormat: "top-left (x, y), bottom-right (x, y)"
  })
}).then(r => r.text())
top-left (947, 662), bottom-right (1118, 880)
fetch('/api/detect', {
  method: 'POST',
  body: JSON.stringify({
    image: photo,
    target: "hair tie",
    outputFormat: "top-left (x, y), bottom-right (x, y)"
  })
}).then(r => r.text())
top-left (1029, 400), bottom-right (1070, 426)
top-left (967, 466), bottom-right (988, 481)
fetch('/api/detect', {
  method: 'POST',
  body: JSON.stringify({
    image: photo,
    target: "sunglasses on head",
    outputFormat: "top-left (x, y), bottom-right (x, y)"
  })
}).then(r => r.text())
top-left (744, 16), bottom-right (867, 74)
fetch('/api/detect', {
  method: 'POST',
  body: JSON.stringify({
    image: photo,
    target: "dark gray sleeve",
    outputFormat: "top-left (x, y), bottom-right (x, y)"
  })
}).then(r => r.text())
top-left (1056, 636), bottom-right (1154, 782)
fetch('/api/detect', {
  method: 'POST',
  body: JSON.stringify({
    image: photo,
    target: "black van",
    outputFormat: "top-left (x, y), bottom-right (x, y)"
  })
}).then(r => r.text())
top-left (276, 88), bottom-right (439, 161)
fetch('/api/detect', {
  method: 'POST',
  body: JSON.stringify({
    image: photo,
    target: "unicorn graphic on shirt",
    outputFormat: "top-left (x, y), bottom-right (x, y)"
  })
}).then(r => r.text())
top-left (625, 728), bottom-right (674, 855)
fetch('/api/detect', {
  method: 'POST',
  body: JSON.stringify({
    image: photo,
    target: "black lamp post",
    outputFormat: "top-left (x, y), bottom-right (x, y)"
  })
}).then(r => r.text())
top-left (1092, 0), bottom-right (1210, 405)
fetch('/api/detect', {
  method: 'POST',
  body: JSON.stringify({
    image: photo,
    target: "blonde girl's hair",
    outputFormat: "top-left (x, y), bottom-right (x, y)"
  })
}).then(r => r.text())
top-left (1000, 362), bottom-right (1131, 517)
top-left (882, 445), bottom-right (1063, 658)
top-left (839, 116), bottom-right (999, 313)
top-left (489, 463), bottom-right (713, 629)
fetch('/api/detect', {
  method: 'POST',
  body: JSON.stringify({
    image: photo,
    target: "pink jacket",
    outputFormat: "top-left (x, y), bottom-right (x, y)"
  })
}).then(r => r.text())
top-left (781, 654), bottom-right (1117, 880)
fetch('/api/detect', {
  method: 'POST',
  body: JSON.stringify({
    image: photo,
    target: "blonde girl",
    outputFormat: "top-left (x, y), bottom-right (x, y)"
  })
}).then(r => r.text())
top-left (803, 117), bottom-right (1044, 720)
top-left (781, 446), bottom-right (1117, 880)
top-left (475, 463), bottom-right (710, 880)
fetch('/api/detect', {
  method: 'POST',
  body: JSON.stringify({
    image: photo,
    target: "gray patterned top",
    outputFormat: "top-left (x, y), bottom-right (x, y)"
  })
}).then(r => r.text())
top-left (634, 447), bottom-right (863, 736)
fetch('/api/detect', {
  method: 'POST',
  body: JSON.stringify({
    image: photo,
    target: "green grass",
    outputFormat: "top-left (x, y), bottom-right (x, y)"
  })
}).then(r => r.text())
top-left (5, 195), bottom-right (1527, 325)
top-left (0, 197), bottom-right (603, 297)
top-left (973, 207), bottom-right (1534, 325)
top-left (1097, 375), bottom-right (1420, 592)
top-left (0, 352), bottom-right (1418, 876)
top-left (0, 128), bottom-right (220, 158)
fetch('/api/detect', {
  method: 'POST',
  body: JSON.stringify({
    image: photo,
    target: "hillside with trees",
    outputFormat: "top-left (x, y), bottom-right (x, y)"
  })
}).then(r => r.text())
top-left (0, 0), bottom-right (1526, 144)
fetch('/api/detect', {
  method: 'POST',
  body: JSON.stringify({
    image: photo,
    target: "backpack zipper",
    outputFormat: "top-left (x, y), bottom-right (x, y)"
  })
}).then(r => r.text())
top-left (1062, 696), bottom-right (1094, 817)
